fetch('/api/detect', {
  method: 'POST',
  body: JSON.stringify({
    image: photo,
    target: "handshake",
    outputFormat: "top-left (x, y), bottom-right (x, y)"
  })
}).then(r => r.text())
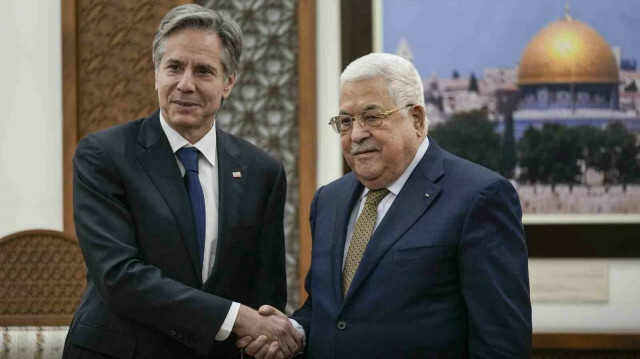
top-left (233, 304), bottom-right (303, 359)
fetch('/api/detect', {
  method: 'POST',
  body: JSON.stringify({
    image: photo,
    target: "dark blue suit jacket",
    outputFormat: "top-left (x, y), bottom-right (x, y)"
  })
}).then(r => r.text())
top-left (291, 139), bottom-right (531, 358)
top-left (63, 111), bottom-right (287, 358)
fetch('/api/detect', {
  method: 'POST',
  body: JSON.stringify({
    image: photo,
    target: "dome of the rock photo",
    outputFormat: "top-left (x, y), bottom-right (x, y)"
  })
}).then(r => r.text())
top-left (518, 15), bottom-right (619, 85)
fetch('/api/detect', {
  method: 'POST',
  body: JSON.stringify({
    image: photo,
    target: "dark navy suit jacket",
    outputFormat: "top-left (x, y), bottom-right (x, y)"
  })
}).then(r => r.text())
top-left (291, 139), bottom-right (531, 358)
top-left (63, 111), bottom-right (287, 358)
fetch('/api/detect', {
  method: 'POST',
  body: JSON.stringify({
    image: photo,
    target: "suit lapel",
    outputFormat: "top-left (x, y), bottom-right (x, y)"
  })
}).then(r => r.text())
top-left (208, 128), bottom-right (247, 284)
top-left (342, 139), bottom-right (446, 305)
top-left (136, 111), bottom-right (202, 284)
top-left (331, 175), bottom-right (363, 303)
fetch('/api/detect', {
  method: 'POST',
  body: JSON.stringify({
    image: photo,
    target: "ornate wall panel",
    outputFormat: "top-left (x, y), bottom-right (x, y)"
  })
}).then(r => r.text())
top-left (198, 0), bottom-right (301, 311)
top-left (76, 0), bottom-right (189, 138)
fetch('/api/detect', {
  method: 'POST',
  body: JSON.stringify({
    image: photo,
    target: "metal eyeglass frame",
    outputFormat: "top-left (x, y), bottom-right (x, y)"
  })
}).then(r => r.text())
top-left (328, 104), bottom-right (413, 134)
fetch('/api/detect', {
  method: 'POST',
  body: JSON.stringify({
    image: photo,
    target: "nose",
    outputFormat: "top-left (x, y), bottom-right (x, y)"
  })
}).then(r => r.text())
top-left (350, 119), bottom-right (370, 143)
top-left (177, 71), bottom-right (195, 93)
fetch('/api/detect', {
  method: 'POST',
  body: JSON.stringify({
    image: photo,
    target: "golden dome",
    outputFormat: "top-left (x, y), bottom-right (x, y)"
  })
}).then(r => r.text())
top-left (518, 15), bottom-right (619, 85)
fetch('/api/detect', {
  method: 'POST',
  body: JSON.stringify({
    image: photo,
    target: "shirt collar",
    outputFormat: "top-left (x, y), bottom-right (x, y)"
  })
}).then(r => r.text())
top-left (360, 136), bottom-right (430, 199)
top-left (159, 111), bottom-right (217, 167)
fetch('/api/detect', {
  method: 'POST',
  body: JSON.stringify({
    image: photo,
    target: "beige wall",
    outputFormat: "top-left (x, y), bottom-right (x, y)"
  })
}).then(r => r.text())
top-left (315, 0), bottom-right (343, 186)
top-left (0, 0), bottom-right (63, 237)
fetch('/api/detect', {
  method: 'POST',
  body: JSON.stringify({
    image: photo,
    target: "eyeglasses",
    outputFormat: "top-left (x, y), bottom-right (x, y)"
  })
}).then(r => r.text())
top-left (328, 104), bottom-right (413, 134)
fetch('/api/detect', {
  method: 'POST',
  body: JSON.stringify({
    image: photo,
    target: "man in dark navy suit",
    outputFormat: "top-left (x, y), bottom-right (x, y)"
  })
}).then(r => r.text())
top-left (240, 53), bottom-right (531, 358)
top-left (63, 4), bottom-right (301, 359)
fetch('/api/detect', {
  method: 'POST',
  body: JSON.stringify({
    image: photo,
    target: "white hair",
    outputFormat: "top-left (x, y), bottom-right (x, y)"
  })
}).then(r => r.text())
top-left (340, 53), bottom-right (428, 129)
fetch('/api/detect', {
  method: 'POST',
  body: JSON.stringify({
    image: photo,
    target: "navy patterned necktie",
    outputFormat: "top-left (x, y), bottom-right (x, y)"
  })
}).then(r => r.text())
top-left (176, 147), bottom-right (205, 266)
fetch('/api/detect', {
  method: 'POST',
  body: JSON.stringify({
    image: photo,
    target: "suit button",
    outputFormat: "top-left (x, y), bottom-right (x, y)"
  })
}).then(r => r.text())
top-left (337, 320), bottom-right (347, 330)
top-left (170, 329), bottom-right (176, 336)
top-left (177, 333), bottom-right (183, 339)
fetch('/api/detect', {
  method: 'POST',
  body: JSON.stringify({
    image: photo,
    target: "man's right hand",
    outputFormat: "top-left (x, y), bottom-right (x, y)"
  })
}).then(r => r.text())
top-left (233, 305), bottom-right (302, 358)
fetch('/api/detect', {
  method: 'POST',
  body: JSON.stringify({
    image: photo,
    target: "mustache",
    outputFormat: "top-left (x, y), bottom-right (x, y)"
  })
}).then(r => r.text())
top-left (350, 138), bottom-right (381, 155)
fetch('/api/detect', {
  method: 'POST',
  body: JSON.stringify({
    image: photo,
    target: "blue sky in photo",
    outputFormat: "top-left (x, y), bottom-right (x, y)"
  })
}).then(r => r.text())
top-left (382, 0), bottom-right (640, 78)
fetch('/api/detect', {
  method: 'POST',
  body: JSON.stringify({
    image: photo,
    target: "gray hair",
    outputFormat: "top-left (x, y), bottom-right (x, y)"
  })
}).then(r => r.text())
top-left (152, 4), bottom-right (243, 78)
top-left (340, 53), bottom-right (428, 128)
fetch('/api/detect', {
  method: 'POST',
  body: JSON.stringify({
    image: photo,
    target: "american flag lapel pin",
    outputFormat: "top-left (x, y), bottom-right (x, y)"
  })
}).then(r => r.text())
top-left (232, 171), bottom-right (242, 178)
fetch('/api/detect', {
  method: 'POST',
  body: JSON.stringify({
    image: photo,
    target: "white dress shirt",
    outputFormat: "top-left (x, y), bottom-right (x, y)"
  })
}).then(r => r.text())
top-left (159, 113), bottom-right (239, 341)
top-left (290, 136), bottom-right (430, 343)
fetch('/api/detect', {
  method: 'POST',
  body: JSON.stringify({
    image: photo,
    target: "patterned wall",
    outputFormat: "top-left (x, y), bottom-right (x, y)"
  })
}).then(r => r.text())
top-left (77, 0), bottom-right (188, 138)
top-left (198, 0), bottom-right (301, 312)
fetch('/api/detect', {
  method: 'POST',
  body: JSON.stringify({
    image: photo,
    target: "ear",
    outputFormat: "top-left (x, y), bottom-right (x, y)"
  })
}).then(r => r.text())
top-left (154, 72), bottom-right (158, 91)
top-left (222, 72), bottom-right (237, 99)
top-left (410, 105), bottom-right (426, 136)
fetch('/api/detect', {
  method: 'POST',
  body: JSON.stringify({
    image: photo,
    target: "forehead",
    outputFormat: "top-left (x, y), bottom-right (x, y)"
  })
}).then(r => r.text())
top-left (339, 77), bottom-right (394, 111)
top-left (162, 28), bottom-right (223, 65)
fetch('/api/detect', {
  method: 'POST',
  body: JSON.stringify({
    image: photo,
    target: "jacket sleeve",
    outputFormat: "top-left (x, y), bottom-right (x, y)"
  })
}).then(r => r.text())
top-left (73, 135), bottom-right (231, 356)
top-left (458, 178), bottom-right (532, 358)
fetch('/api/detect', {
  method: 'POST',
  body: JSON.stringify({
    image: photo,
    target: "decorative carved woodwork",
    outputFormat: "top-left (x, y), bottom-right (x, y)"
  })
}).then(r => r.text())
top-left (0, 230), bottom-right (85, 326)
top-left (76, 0), bottom-right (190, 138)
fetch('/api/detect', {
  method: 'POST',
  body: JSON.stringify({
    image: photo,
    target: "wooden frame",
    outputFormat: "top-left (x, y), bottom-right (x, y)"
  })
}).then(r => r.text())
top-left (62, 0), bottom-right (77, 233)
top-left (341, 0), bottom-right (640, 351)
top-left (533, 333), bottom-right (640, 351)
top-left (527, 224), bottom-right (640, 257)
top-left (296, 0), bottom-right (317, 303)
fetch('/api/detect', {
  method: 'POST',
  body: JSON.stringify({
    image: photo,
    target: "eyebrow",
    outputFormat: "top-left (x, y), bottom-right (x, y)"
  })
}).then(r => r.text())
top-left (164, 58), bottom-right (219, 74)
top-left (339, 103), bottom-right (381, 115)
top-left (165, 58), bottom-right (185, 66)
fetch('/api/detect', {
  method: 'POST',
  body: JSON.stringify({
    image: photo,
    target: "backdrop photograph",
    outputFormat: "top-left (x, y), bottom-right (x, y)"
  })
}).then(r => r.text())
top-left (380, 0), bottom-right (640, 222)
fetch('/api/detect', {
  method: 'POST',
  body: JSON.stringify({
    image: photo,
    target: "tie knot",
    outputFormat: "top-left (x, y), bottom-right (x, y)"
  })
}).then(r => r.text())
top-left (365, 188), bottom-right (389, 206)
top-left (176, 147), bottom-right (200, 173)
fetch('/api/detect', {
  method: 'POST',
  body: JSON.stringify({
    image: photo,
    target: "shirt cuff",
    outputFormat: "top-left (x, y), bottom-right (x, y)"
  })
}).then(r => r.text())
top-left (289, 318), bottom-right (306, 349)
top-left (215, 302), bottom-right (240, 341)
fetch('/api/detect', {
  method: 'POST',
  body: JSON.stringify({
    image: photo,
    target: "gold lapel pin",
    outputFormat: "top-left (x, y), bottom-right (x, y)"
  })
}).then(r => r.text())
top-left (232, 171), bottom-right (242, 178)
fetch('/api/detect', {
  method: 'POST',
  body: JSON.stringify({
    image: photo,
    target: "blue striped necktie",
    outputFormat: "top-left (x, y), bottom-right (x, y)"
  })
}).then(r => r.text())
top-left (176, 147), bottom-right (205, 266)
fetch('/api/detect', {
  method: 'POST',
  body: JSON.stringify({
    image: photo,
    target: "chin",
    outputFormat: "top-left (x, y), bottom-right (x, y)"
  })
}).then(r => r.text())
top-left (169, 114), bottom-right (201, 127)
top-left (353, 166), bottom-right (382, 182)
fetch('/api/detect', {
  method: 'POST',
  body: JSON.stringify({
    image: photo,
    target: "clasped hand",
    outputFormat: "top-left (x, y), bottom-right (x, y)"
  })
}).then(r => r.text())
top-left (233, 305), bottom-right (302, 359)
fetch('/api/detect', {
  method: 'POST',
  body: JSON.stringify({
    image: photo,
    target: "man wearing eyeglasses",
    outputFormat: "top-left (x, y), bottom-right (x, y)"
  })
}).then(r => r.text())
top-left (237, 53), bottom-right (531, 358)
